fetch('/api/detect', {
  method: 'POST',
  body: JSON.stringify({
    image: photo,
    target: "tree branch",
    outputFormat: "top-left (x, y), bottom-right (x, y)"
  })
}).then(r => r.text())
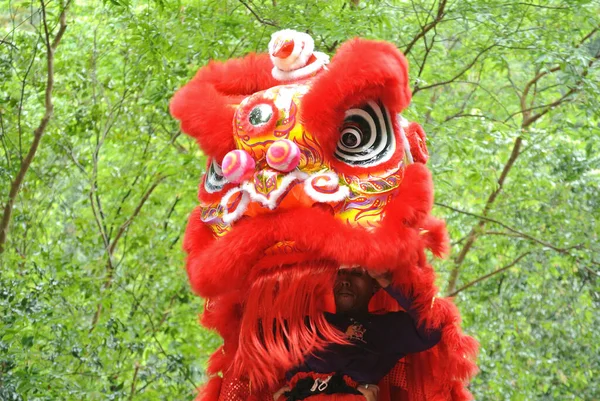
top-left (436, 203), bottom-right (593, 257)
top-left (17, 35), bottom-right (41, 158)
top-left (438, 202), bottom-right (599, 276)
top-left (443, 28), bottom-right (600, 292)
top-left (0, 39), bottom-right (18, 50)
top-left (238, 0), bottom-right (278, 27)
top-left (521, 87), bottom-right (578, 126)
top-left (0, 1), bottom-right (69, 254)
top-left (413, 43), bottom-right (496, 94)
top-left (404, 0), bottom-right (447, 55)
top-left (90, 175), bottom-right (167, 331)
top-left (447, 251), bottom-right (533, 297)
top-left (444, 113), bottom-right (509, 125)
top-left (108, 176), bottom-right (166, 256)
top-left (523, 52), bottom-right (599, 126)
top-left (163, 195), bottom-right (180, 231)
top-left (519, 26), bottom-right (599, 123)
top-left (445, 133), bottom-right (523, 294)
top-left (129, 362), bottom-right (140, 401)
top-left (416, 26), bottom-right (438, 78)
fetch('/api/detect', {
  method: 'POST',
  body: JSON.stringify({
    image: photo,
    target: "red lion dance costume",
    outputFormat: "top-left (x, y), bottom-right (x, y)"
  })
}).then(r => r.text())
top-left (171, 30), bottom-right (478, 401)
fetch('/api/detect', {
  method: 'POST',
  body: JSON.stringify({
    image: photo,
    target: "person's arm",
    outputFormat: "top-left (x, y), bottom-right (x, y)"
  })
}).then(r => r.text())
top-left (369, 270), bottom-right (441, 353)
top-left (382, 285), bottom-right (422, 321)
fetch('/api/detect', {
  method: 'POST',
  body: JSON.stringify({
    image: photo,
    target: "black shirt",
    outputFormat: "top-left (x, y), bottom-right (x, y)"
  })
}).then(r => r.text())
top-left (286, 286), bottom-right (441, 384)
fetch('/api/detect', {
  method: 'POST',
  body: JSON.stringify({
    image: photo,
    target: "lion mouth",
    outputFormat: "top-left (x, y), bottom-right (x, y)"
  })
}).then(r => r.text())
top-left (220, 170), bottom-right (350, 224)
top-left (189, 204), bottom-right (420, 300)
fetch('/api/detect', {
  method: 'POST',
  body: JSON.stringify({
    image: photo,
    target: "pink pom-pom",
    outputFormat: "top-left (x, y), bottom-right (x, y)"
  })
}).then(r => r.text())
top-left (266, 139), bottom-right (301, 172)
top-left (222, 150), bottom-right (255, 184)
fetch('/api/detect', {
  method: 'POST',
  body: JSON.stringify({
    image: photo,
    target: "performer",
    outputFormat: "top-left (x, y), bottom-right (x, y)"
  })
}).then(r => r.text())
top-left (274, 267), bottom-right (441, 401)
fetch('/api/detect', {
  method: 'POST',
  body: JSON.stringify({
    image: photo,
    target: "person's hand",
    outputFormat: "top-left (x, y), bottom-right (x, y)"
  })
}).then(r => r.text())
top-left (367, 269), bottom-right (392, 288)
top-left (357, 383), bottom-right (380, 401)
top-left (273, 385), bottom-right (290, 401)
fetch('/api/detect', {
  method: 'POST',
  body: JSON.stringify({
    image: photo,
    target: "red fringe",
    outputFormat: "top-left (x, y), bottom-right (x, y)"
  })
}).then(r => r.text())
top-left (234, 261), bottom-right (347, 387)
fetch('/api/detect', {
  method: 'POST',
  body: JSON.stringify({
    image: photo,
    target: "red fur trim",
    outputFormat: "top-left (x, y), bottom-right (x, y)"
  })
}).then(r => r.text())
top-left (381, 163), bottom-right (433, 228)
top-left (201, 292), bottom-right (242, 340)
top-left (194, 376), bottom-right (222, 401)
top-left (186, 206), bottom-right (421, 297)
top-left (406, 123), bottom-right (429, 164)
top-left (206, 347), bottom-right (227, 375)
top-left (301, 38), bottom-right (411, 175)
top-left (183, 207), bottom-right (216, 257)
top-left (170, 53), bottom-right (279, 161)
top-left (421, 216), bottom-right (450, 258)
top-left (170, 80), bottom-right (236, 162)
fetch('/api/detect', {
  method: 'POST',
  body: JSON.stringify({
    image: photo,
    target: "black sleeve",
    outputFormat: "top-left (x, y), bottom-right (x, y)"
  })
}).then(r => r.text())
top-left (383, 286), bottom-right (442, 354)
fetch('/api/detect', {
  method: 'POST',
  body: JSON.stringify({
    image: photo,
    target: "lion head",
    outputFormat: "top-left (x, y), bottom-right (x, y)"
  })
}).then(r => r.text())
top-left (171, 30), bottom-right (477, 401)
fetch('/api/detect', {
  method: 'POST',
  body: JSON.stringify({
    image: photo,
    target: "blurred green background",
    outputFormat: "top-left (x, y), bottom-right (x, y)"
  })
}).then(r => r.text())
top-left (1, 0), bottom-right (599, 399)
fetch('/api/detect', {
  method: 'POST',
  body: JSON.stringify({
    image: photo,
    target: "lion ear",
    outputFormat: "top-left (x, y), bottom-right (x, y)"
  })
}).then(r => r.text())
top-left (170, 53), bottom-right (279, 161)
top-left (405, 122), bottom-right (429, 164)
top-left (300, 38), bottom-right (412, 160)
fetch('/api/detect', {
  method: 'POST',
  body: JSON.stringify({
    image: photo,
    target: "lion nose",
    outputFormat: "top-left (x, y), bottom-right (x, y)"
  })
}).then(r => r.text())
top-left (222, 150), bottom-right (256, 184)
top-left (266, 139), bottom-right (301, 172)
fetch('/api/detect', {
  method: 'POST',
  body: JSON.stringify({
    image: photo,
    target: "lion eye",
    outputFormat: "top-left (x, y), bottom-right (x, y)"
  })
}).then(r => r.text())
top-left (248, 104), bottom-right (274, 126)
top-left (340, 127), bottom-right (361, 148)
top-left (335, 101), bottom-right (396, 167)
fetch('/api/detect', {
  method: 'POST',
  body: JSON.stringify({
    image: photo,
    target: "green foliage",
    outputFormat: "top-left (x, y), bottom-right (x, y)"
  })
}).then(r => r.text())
top-left (1, 0), bottom-right (599, 400)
